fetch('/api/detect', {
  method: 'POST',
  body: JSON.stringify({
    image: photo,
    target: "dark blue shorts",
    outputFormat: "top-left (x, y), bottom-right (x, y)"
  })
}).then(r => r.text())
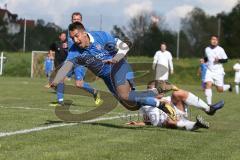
top-left (101, 60), bottom-right (136, 97)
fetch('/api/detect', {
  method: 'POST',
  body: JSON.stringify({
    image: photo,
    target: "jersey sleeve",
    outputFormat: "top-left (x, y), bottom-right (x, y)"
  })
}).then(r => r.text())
top-left (103, 32), bottom-right (117, 44)
top-left (168, 52), bottom-right (174, 71)
top-left (153, 52), bottom-right (158, 64)
top-left (204, 47), bottom-right (209, 57)
top-left (152, 52), bottom-right (158, 70)
top-left (67, 45), bottom-right (80, 61)
top-left (100, 32), bottom-right (119, 56)
top-left (220, 47), bottom-right (228, 59)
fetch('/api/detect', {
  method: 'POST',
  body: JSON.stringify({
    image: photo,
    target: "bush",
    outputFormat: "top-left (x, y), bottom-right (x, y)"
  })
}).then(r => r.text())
top-left (3, 52), bottom-right (31, 77)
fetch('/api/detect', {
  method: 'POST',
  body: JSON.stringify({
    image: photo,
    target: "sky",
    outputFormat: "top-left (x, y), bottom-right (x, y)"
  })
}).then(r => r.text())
top-left (0, 0), bottom-right (238, 32)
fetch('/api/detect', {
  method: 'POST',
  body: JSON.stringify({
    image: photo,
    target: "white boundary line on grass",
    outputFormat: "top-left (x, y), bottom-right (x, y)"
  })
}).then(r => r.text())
top-left (0, 114), bottom-right (138, 138)
top-left (0, 106), bottom-right (124, 115)
top-left (0, 106), bottom-right (52, 111)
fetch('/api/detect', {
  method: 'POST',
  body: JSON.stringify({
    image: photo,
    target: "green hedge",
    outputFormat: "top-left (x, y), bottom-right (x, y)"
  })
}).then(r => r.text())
top-left (1, 52), bottom-right (238, 85)
top-left (3, 52), bottom-right (31, 77)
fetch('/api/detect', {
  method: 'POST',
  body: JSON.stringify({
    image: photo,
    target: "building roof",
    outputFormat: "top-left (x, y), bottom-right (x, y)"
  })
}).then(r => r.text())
top-left (17, 19), bottom-right (35, 28)
top-left (0, 8), bottom-right (18, 21)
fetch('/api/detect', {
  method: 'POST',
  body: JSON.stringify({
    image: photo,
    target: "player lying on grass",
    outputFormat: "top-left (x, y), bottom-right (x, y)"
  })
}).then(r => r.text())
top-left (126, 81), bottom-right (224, 131)
top-left (49, 22), bottom-right (179, 119)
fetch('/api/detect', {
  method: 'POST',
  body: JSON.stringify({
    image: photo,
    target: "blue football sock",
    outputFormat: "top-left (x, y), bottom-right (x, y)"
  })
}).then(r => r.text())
top-left (82, 82), bottom-right (95, 95)
top-left (128, 90), bottom-right (158, 107)
top-left (57, 82), bottom-right (64, 102)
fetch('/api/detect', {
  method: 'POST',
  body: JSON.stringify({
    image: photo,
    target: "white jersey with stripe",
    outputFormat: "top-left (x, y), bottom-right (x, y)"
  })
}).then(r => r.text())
top-left (205, 46), bottom-right (228, 74)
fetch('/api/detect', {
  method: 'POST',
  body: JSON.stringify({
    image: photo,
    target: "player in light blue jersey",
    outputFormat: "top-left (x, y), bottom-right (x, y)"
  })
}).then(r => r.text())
top-left (51, 22), bottom-right (177, 119)
top-left (44, 52), bottom-right (54, 79)
top-left (51, 22), bottom-right (224, 119)
top-left (53, 12), bottom-right (102, 107)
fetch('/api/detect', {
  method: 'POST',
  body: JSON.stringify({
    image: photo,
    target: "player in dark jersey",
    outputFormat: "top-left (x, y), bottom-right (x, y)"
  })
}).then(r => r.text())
top-left (49, 32), bottom-right (68, 104)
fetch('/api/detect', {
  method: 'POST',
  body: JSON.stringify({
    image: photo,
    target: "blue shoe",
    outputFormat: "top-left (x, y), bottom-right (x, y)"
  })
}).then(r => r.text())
top-left (206, 100), bottom-right (224, 116)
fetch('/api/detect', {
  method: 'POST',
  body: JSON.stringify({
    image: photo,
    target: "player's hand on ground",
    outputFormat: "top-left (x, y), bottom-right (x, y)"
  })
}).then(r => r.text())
top-left (125, 121), bottom-right (146, 126)
top-left (44, 83), bottom-right (55, 89)
top-left (125, 121), bottom-right (137, 125)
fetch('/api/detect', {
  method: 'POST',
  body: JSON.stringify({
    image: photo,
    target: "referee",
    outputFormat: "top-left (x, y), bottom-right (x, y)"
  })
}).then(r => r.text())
top-left (49, 31), bottom-right (68, 69)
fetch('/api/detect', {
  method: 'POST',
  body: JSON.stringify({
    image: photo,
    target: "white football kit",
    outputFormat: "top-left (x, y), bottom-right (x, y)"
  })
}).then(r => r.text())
top-left (204, 46), bottom-right (228, 87)
top-left (233, 63), bottom-right (240, 83)
top-left (140, 96), bottom-right (188, 127)
top-left (153, 50), bottom-right (173, 81)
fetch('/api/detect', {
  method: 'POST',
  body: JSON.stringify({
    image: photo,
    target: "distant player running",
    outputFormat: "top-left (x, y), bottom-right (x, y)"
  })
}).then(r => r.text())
top-left (50, 22), bottom-right (177, 119)
top-left (127, 81), bottom-right (224, 131)
top-left (233, 60), bottom-right (240, 94)
top-left (204, 35), bottom-right (232, 105)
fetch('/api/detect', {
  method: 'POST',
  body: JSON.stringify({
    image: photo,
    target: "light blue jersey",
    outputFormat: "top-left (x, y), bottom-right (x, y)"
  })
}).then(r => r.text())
top-left (69, 31), bottom-right (118, 77)
top-left (69, 31), bottom-right (135, 96)
top-left (44, 57), bottom-right (53, 74)
top-left (66, 30), bottom-right (78, 60)
top-left (66, 30), bottom-right (86, 80)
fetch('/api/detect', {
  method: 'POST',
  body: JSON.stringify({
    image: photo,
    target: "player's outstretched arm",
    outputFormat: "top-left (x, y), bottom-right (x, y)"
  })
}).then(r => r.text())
top-left (52, 61), bottom-right (74, 86)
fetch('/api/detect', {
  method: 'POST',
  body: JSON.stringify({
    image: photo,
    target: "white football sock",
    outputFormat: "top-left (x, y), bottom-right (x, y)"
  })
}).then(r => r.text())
top-left (185, 92), bottom-right (210, 112)
top-left (155, 99), bottom-right (160, 107)
top-left (58, 98), bottom-right (64, 102)
top-left (236, 84), bottom-right (239, 94)
top-left (176, 119), bottom-right (196, 131)
top-left (205, 89), bottom-right (212, 105)
top-left (223, 84), bottom-right (230, 91)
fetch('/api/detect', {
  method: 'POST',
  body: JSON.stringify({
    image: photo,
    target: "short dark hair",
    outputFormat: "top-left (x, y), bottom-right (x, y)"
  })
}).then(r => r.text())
top-left (59, 31), bottom-right (66, 36)
top-left (71, 12), bottom-right (82, 20)
top-left (147, 80), bottom-right (156, 89)
top-left (210, 35), bottom-right (219, 39)
top-left (68, 22), bottom-right (86, 32)
top-left (160, 42), bottom-right (166, 45)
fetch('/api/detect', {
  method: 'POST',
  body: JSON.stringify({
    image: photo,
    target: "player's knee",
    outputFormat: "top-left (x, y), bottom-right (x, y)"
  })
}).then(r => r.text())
top-left (172, 90), bottom-right (186, 100)
top-left (75, 80), bottom-right (84, 88)
top-left (206, 82), bottom-right (212, 89)
top-left (118, 93), bottom-right (129, 100)
top-left (216, 87), bottom-right (224, 92)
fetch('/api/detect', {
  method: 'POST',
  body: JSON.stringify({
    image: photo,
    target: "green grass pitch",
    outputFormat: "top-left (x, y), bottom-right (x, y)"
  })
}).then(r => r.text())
top-left (0, 76), bottom-right (240, 160)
